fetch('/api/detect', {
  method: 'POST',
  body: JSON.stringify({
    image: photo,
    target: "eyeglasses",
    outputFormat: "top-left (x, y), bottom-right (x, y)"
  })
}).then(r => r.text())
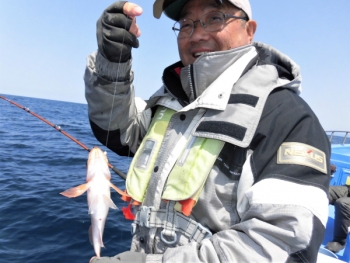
top-left (172, 11), bottom-right (249, 39)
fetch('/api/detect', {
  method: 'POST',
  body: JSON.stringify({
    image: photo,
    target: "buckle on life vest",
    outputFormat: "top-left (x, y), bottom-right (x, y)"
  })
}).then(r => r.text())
top-left (161, 229), bottom-right (177, 245)
top-left (139, 206), bottom-right (154, 228)
top-left (189, 222), bottom-right (212, 241)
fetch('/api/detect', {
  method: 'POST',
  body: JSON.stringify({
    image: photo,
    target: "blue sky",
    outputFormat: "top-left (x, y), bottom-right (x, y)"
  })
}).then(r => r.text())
top-left (1, 0), bottom-right (349, 130)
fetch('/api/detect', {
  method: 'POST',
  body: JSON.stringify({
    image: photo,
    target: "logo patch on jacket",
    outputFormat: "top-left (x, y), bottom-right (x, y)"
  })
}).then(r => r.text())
top-left (277, 142), bottom-right (327, 174)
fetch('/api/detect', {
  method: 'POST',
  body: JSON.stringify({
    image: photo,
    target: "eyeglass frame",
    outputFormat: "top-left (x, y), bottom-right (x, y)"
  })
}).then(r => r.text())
top-left (172, 11), bottom-right (249, 39)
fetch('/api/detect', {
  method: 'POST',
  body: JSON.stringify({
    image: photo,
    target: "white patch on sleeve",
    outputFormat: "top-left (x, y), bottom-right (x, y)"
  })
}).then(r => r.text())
top-left (237, 153), bottom-right (255, 218)
top-left (245, 178), bottom-right (329, 227)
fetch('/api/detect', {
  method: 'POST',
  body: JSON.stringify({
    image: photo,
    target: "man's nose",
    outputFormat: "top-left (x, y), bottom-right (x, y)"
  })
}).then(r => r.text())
top-left (190, 21), bottom-right (208, 39)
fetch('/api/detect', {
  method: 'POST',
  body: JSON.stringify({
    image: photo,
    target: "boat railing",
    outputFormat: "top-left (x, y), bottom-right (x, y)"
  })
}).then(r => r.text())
top-left (326, 131), bottom-right (350, 145)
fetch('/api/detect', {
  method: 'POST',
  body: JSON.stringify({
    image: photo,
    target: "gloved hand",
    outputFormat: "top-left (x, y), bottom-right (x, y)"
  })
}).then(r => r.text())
top-left (90, 251), bottom-right (146, 263)
top-left (96, 1), bottom-right (142, 63)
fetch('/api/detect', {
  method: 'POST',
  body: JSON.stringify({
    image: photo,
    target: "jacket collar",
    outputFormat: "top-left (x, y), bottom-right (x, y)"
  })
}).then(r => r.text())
top-left (162, 44), bottom-right (257, 110)
top-left (160, 42), bottom-right (301, 112)
top-left (180, 45), bottom-right (258, 112)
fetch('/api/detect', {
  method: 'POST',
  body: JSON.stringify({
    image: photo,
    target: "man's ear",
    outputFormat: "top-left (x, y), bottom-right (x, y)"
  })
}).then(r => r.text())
top-left (246, 20), bottom-right (257, 43)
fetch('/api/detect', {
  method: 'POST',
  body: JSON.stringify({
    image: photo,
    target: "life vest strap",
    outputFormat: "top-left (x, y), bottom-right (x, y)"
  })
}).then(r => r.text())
top-left (132, 206), bottom-right (212, 244)
top-left (161, 201), bottom-right (177, 245)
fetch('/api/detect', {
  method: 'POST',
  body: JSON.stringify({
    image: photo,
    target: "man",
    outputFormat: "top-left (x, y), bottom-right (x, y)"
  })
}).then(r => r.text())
top-left (85, 0), bottom-right (331, 262)
top-left (326, 182), bottom-right (350, 253)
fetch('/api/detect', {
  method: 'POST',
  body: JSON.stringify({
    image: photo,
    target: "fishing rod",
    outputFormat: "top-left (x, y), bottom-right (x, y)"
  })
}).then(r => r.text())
top-left (0, 95), bottom-right (127, 180)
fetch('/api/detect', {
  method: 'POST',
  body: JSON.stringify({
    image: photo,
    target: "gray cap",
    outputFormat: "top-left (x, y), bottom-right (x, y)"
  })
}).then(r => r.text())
top-left (153, 0), bottom-right (252, 21)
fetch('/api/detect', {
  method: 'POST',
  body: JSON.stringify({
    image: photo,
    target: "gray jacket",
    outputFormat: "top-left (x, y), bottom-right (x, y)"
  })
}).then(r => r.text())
top-left (85, 42), bottom-right (330, 263)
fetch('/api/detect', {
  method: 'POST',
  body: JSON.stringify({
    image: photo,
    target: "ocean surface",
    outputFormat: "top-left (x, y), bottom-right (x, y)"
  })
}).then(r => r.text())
top-left (0, 94), bottom-right (133, 263)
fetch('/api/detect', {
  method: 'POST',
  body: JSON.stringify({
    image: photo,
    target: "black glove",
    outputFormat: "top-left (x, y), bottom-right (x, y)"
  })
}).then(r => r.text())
top-left (96, 1), bottom-right (139, 63)
top-left (90, 251), bottom-right (146, 263)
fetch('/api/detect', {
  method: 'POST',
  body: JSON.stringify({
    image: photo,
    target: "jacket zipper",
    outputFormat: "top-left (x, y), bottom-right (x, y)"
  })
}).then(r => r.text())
top-left (189, 65), bottom-right (196, 100)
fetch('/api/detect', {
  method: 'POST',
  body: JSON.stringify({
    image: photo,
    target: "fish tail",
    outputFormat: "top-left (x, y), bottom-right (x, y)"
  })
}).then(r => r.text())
top-left (89, 225), bottom-right (104, 257)
top-left (89, 225), bottom-right (93, 245)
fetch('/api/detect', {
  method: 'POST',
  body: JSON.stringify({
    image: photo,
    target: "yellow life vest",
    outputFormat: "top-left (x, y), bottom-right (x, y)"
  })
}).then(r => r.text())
top-left (126, 106), bottom-right (175, 202)
top-left (125, 106), bottom-right (224, 216)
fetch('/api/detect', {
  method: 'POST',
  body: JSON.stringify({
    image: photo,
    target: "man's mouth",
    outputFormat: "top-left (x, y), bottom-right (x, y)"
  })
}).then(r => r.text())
top-left (193, 52), bottom-right (209, 58)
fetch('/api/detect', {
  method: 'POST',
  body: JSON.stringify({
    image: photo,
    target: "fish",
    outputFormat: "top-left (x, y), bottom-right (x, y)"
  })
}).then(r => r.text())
top-left (60, 146), bottom-right (125, 257)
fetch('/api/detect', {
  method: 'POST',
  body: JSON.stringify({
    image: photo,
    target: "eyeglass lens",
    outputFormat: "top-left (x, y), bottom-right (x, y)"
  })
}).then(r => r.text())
top-left (173, 12), bottom-right (226, 38)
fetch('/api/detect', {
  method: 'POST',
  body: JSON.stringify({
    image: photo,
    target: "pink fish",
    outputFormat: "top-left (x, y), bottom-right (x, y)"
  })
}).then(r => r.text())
top-left (60, 146), bottom-right (124, 257)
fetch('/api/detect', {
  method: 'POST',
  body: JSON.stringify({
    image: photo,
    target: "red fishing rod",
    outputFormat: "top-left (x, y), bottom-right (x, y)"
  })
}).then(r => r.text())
top-left (0, 95), bottom-right (127, 180)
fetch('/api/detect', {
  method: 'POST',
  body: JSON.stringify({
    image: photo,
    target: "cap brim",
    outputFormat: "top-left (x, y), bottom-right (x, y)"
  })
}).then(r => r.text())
top-left (153, 0), bottom-right (164, 18)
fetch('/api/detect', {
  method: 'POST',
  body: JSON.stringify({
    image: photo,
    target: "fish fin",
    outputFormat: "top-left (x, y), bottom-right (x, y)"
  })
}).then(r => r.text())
top-left (103, 194), bottom-right (118, 210)
top-left (60, 182), bottom-right (90, 198)
top-left (88, 194), bottom-right (117, 214)
top-left (88, 195), bottom-right (97, 214)
top-left (109, 182), bottom-right (130, 199)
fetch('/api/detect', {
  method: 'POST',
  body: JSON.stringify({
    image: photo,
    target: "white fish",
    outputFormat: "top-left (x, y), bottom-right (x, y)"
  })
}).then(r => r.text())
top-left (60, 146), bottom-right (124, 257)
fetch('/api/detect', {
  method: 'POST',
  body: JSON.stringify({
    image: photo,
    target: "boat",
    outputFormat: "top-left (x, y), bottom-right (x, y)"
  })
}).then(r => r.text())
top-left (317, 131), bottom-right (350, 262)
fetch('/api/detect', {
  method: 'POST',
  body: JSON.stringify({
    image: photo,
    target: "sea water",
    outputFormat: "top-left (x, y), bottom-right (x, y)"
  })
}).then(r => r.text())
top-left (0, 94), bottom-right (132, 263)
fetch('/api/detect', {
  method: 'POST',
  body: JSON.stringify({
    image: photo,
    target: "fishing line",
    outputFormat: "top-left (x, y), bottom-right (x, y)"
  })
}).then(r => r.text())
top-left (105, 7), bottom-right (140, 162)
top-left (0, 95), bottom-right (127, 180)
top-left (105, 10), bottom-right (132, 147)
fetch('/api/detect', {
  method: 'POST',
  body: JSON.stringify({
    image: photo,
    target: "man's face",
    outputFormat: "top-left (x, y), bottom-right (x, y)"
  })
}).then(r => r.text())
top-left (177, 0), bottom-right (257, 66)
